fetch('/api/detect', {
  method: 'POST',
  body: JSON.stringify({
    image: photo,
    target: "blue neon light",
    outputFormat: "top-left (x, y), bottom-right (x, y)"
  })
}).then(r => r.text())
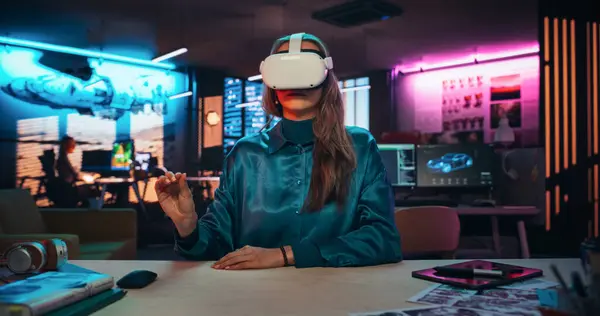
top-left (0, 46), bottom-right (182, 120)
top-left (0, 36), bottom-right (176, 70)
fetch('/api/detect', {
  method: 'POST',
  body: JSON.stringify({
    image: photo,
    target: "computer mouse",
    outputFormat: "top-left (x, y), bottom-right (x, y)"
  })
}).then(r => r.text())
top-left (116, 270), bottom-right (158, 289)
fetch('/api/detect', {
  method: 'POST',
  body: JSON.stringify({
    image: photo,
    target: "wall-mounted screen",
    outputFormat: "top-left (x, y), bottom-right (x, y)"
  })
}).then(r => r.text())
top-left (0, 42), bottom-right (187, 205)
top-left (134, 152), bottom-right (151, 171)
top-left (81, 150), bottom-right (112, 172)
top-left (223, 77), bottom-right (243, 155)
top-left (244, 80), bottom-right (266, 136)
top-left (378, 144), bottom-right (416, 187)
top-left (416, 144), bottom-right (494, 187)
top-left (223, 77), bottom-right (243, 138)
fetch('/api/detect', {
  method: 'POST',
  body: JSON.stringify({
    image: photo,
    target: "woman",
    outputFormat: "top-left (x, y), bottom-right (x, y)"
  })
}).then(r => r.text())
top-left (156, 33), bottom-right (402, 269)
top-left (56, 136), bottom-right (78, 184)
top-left (55, 136), bottom-right (99, 206)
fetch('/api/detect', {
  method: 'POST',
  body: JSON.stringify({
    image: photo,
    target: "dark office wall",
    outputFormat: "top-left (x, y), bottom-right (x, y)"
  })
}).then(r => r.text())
top-left (185, 67), bottom-right (228, 174)
top-left (539, 0), bottom-right (600, 255)
top-left (368, 70), bottom-right (397, 141)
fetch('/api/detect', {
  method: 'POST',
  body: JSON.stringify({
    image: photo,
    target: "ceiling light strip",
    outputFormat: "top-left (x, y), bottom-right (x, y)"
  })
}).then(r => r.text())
top-left (0, 36), bottom-right (176, 70)
top-left (152, 48), bottom-right (188, 63)
top-left (397, 46), bottom-right (540, 74)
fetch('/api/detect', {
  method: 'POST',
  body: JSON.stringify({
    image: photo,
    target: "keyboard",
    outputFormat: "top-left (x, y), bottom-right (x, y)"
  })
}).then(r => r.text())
top-left (394, 199), bottom-right (459, 207)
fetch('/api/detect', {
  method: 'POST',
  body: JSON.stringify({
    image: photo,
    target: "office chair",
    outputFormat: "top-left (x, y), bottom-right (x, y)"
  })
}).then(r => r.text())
top-left (394, 206), bottom-right (461, 259)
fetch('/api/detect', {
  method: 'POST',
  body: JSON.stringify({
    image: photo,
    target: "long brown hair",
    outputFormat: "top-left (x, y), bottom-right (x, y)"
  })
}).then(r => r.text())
top-left (262, 33), bottom-right (357, 212)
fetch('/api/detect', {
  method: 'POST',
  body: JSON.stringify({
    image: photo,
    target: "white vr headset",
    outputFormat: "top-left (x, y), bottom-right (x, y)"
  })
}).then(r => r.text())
top-left (259, 32), bottom-right (334, 90)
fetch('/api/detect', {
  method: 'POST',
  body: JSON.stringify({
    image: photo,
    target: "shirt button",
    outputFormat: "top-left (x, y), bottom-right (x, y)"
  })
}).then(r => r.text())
top-left (296, 180), bottom-right (301, 185)
top-left (295, 210), bottom-right (300, 214)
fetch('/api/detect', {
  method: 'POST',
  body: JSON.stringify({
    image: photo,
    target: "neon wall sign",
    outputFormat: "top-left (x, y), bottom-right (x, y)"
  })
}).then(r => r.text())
top-left (396, 46), bottom-right (540, 75)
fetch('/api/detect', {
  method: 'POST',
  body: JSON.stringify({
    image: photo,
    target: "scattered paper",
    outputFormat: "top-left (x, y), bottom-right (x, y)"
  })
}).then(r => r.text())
top-left (350, 306), bottom-right (506, 316)
top-left (498, 279), bottom-right (558, 291)
top-left (450, 294), bottom-right (540, 316)
top-left (351, 279), bottom-right (558, 316)
top-left (408, 284), bottom-right (476, 305)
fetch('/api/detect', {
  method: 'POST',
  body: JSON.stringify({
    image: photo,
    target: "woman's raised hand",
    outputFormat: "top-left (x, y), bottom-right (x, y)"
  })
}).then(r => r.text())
top-left (154, 171), bottom-right (197, 236)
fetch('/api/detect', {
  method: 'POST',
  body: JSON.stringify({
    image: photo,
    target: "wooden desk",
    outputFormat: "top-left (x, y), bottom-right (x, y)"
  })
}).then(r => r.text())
top-left (74, 259), bottom-right (579, 316)
top-left (395, 206), bottom-right (540, 259)
top-left (459, 206), bottom-right (540, 259)
top-left (186, 176), bottom-right (220, 182)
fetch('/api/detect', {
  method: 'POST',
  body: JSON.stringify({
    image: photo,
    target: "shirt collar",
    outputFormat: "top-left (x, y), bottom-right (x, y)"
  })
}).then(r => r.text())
top-left (266, 118), bottom-right (316, 154)
top-left (266, 121), bottom-right (287, 154)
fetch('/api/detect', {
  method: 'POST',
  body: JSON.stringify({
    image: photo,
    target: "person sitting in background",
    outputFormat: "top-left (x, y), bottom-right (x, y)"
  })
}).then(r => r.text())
top-left (54, 135), bottom-right (98, 206)
top-left (56, 136), bottom-right (79, 184)
top-left (155, 32), bottom-right (402, 269)
top-left (56, 136), bottom-right (99, 184)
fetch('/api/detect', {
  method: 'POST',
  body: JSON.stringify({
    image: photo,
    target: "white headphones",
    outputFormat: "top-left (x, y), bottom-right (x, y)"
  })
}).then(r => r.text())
top-left (0, 239), bottom-right (68, 274)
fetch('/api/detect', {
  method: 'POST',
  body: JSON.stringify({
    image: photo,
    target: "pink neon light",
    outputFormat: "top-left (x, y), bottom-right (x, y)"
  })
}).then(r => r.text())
top-left (396, 45), bottom-right (540, 74)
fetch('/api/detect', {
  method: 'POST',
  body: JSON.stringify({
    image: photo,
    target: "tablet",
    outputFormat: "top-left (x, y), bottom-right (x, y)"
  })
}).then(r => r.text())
top-left (412, 260), bottom-right (543, 290)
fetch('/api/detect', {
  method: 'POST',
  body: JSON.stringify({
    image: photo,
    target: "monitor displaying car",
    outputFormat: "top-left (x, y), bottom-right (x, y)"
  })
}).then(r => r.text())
top-left (416, 144), bottom-right (493, 187)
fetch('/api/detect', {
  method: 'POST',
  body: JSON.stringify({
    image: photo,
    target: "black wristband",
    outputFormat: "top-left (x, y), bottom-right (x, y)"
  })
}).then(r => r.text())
top-left (280, 246), bottom-right (289, 267)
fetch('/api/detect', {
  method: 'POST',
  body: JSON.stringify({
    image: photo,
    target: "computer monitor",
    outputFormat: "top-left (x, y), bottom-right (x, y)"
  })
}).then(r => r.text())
top-left (377, 144), bottom-right (416, 187)
top-left (199, 146), bottom-right (224, 172)
top-left (81, 150), bottom-right (112, 172)
top-left (111, 141), bottom-right (134, 171)
top-left (416, 144), bottom-right (494, 187)
top-left (134, 152), bottom-right (151, 172)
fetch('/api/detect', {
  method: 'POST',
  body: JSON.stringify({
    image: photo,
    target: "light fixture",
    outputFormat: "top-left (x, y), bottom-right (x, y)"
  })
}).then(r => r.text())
top-left (152, 48), bottom-right (188, 63)
top-left (396, 46), bottom-right (540, 75)
top-left (235, 101), bottom-right (261, 109)
top-left (206, 111), bottom-right (221, 126)
top-left (168, 91), bottom-right (192, 100)
top-left (248, 74), bottom-right (262, 81)
top-left (0, 36), bottom-right (176, 70)
top-left (340, 85), bottom-right (371, 92)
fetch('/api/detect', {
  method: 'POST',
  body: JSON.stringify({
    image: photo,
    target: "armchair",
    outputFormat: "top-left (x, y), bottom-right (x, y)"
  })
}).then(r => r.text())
top-left (0, 189), bottom-right (137, 260)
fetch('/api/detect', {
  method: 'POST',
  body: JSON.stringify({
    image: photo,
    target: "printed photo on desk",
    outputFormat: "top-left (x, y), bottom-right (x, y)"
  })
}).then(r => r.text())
top-left (349, 306), bottom-right (506, 316)
top-left (406, 279), bottom-right (558, 316)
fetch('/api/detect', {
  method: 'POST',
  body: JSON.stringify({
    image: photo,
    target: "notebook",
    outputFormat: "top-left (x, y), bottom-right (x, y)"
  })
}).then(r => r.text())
top-left (0, 263), bottom-right (126, 316)
top-left (412, 260), bottom-right (543, 290)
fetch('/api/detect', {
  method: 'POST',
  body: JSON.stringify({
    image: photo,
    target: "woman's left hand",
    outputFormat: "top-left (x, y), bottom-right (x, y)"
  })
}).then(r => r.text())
top-left (212, 246), bottom-right (283, 270)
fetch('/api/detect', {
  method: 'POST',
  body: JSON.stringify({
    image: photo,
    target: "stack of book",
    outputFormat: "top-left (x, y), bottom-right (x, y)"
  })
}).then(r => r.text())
top-left (0, 265), bottom-right (125, 316)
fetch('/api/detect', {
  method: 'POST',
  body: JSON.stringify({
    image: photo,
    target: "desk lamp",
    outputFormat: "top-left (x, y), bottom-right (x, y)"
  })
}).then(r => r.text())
top-left (494, 116), bottom-right (518, 180)
top-left (494, 116), bottom-right (515, 145)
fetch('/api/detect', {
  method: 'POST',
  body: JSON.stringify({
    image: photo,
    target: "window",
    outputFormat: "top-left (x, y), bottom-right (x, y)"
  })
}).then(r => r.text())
top-left (340, 77), bottom-right (370, 129)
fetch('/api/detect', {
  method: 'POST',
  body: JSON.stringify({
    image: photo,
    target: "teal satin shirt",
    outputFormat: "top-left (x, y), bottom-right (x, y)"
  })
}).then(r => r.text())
top-left (175, 119), bottom-right (402, 268)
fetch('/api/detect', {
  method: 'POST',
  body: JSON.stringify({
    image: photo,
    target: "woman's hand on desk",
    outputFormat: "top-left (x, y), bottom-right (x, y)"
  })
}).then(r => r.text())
top-left (155, 171), bottom-right (197, 237)
top-left (212, 245), bottom-right (295, 270)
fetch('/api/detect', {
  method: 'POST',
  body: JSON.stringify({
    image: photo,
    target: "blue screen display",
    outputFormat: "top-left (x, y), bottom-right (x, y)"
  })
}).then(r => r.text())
top-left (223, 77), bottom-right (243, 155)
top-left (0, 43), bottom-right (187, 204)
top-left (223, 77), bottom-right (243, 138)
top-left (244, 80), bottom-right (266, 136)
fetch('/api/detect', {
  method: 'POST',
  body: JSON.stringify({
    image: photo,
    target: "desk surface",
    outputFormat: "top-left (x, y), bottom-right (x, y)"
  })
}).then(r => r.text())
top-left (95, 177), bottom-right (134, 184)
top-left (74, 258), bottom-right (578, 316)
top-left (395, 206), bottom-right (540, 216)
top-left (186, 176), bottom-right (220, 182)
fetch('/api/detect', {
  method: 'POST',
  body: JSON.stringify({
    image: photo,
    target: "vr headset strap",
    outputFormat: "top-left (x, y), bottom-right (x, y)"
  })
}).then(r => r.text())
top-left (288, 33), bottom-right (305, 53)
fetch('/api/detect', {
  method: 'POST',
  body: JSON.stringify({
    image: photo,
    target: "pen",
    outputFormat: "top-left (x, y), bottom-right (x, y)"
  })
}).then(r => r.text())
top-left (550, 264), bottom-right (584, 315)
top-left (433, 267), bottom-right (511, 278)
top-left (571, 272), bottom-right (587, 297)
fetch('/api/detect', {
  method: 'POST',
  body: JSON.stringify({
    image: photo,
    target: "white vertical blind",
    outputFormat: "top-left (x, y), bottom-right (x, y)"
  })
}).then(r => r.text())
top-left (340, 77), bottom-right (370, 129)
